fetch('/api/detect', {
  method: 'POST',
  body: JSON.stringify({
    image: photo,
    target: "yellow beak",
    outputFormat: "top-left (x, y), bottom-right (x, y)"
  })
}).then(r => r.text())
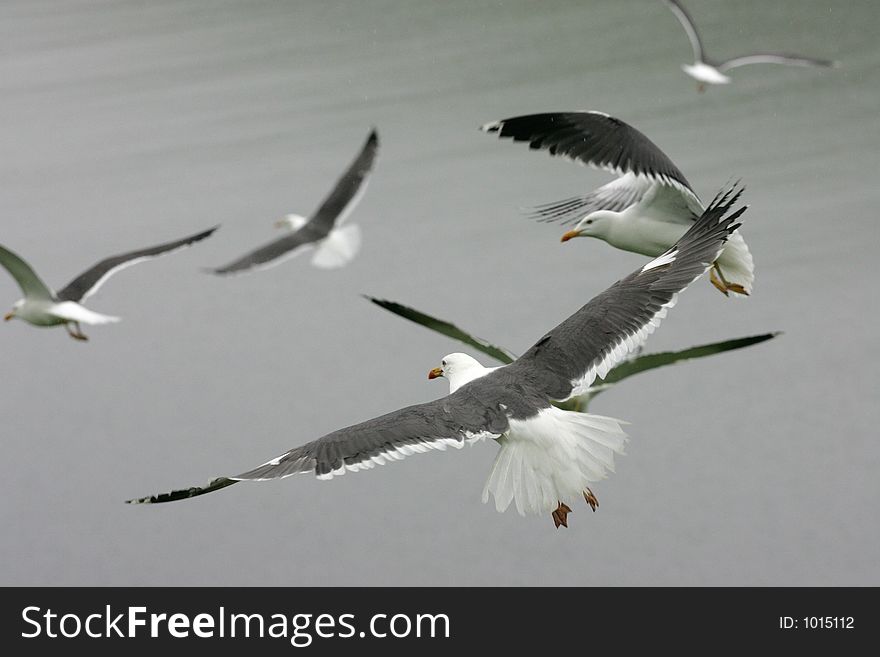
top-left (428, 367), bottom-right (443, 380)
top-left (3, 312), bottom-right (13, 321)
top-left (560, 229), bottom-right (582, 243)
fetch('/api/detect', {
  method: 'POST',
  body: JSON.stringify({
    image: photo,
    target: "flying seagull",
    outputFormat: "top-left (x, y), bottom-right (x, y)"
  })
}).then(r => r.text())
top-left (481, 111), bottom-right (754, 296)
top-left (128, 186), bottom-right (746, 528)
top-left (210, 129), bottom-right (379, 275)
top-left (661, 0), bottom-right (837, 91)
top-left (1, 226), bottom-right (218, 340)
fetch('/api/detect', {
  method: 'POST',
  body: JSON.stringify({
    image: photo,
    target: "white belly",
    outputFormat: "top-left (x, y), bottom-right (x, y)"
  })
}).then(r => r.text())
top-left (12, 298), bottom-right (120, 327)
top-left (604, 216), bottom-right (687, 257)
top-left (682, 62), bottom-right (731, 85)
top-left (15, 299), bottom-right (66, 327)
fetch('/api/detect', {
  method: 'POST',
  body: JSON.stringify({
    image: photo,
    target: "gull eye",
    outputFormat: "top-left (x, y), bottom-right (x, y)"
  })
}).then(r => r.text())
top-left (585, 219), bottom-right (593, 225)
top-left (441, 360), bottom-right (447, 367)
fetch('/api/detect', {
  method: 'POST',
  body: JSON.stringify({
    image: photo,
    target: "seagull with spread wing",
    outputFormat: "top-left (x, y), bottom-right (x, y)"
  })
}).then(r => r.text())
top-left (661, 0), bottom-right (837, 92)
top-left (210, 129), bottom-right (378, 275)
top-left (129, 186), bottom-right (746, 528)
top-left (482, 111), bottom-right (755, 296)
top-left (1, 226), bottom-right (217, 340)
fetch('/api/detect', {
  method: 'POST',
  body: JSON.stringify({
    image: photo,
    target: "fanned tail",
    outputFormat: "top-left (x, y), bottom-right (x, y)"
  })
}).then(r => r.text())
top-left (716, 231), bottom-right (755, 297)
top-left (482, 407), bottom-right (628, 516)
top-left (311, 224), bottom-right (362, 269)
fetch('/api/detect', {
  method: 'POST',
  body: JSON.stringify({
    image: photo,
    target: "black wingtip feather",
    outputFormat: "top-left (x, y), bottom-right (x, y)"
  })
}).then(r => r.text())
top-left (192, 225), bottom-right (221, 242)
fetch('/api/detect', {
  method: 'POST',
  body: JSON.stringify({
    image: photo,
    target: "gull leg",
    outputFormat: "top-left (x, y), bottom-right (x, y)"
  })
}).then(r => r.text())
top-left (711, 263), bottom-right (748, 297)
top-left (65, 322), bottom-right (89, 341)
top-left (709, 264), bottom-right (730, 296)
top-left (551, 501), bottom-right (572, 529)
top-left (583, 488), bottom-right (599, 512)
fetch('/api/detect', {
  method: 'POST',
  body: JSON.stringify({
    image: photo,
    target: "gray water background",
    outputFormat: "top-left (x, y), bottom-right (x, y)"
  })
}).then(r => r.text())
top-left (1, 0), bottom-right (877, 585)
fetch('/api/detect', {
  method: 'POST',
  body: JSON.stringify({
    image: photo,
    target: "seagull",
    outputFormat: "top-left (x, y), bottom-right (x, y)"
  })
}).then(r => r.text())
top-left (661, 0), bottom-right (838, 91)
top-left (1, 226), bottom-right (218, 340)
top-left (481, 111), bottom-right (754, 296)
top-left (210, 129), bottom-right (379, 275)
top-left (128, 186), bottom-right (746, 528)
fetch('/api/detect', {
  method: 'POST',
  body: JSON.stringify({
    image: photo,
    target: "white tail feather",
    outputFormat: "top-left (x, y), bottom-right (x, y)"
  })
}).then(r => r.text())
top-left (311, 224), bottom-right (362, 269)
top-left (482, 407), bottom-right (628, 515)
top-left (716, 231), bottom-right (754, 296)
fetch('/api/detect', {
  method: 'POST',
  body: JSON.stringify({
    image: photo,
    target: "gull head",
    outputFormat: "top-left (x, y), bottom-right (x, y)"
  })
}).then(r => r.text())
top-left (274, 213), bottom-right (308, 230)
top-left (4, 299), bottom-right (23, 321)
top-left (428, 353), bottom-right (490, 393)
top-left (561, 211), bottom-right (616, 242)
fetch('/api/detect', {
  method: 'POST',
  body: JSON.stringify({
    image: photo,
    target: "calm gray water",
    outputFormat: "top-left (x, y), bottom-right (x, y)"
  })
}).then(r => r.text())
top-left (1, 0), bottom-right (877, 586)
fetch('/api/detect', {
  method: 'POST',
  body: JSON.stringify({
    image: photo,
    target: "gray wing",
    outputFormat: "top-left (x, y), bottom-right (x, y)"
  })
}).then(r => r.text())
top-left (209, 228), bottom-right (322, 275)
top-left (662, 0), bottom-right (705, 62)
top-left (304, 128), bottom-right (379, 236)
top-left (718, 52), bottom-right (837, 72)
top-left (481, 112), bottom-right (696, 205)
top-left (233, 391), bottom-right (508, 481)
top-left (507, 184), bottom-right (747, 402)
top-left (528, 173), bottom-right (655, 225)
top-left (0, 244), bottom-right (55, 300)
top-left (55, 226), bottom-right (218, 302)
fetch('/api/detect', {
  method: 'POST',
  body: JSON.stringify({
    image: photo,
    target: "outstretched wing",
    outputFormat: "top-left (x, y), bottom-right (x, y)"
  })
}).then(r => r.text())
top-left (481, 111), bottom-right (698, 208)
top-left (527, 173), bottom-right (655, 225)
top-left (0, 244), bottom-right (55, 300)
top-left (55, 226), bottom-right (218, 302)
top-left (718, 52), bottom-right (837, 72)
top-left (305, 128), bottom-right (379, 236)
top-left (661, 0), bottom-right (706, 62)
top-left (209, 230), bottom-right (321, 275)
top-left (127, 388), bottom-right (508, 503)
top-left (234, 392), bottom-right (508, 481)
top-left (508, 184), bottom-right (746, 402)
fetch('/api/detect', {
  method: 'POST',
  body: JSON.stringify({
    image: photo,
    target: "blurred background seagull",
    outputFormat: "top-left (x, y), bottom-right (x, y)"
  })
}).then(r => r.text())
top-left (1, 226), bottom-right (217, 340)
top-left (210, 129), bottom-right (379, 275)
top-left (482, 111), bottom-right (754, 296)
top-left (129, 187), bottom-right (746, 528)
top-left (661, 0), bottom-right (838, 92)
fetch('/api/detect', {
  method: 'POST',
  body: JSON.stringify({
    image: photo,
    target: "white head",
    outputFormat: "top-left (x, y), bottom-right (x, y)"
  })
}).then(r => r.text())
top-left (4, 299), bottom-right (24, 322)
top-left (274, 213), bottom-right (308, 230)
top-left (428, 352), bottom-right (491, 393)
top-left (560, 211), bottom-right (617, 242)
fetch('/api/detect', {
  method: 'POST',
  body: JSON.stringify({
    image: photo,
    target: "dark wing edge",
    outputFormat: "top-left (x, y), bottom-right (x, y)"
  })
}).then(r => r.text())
top-left (306, 128), bottom-right (380, 236)
top-left (511, 183), bottom-right (747, 402)
top-left (125, 477), bottom-right (238, 505)
top-left (55, 226), bottom-right (219, 302)
top-left (365, 296), bottom-right (517, 364)
top-left (480, 111), bottom-right (694, 194)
